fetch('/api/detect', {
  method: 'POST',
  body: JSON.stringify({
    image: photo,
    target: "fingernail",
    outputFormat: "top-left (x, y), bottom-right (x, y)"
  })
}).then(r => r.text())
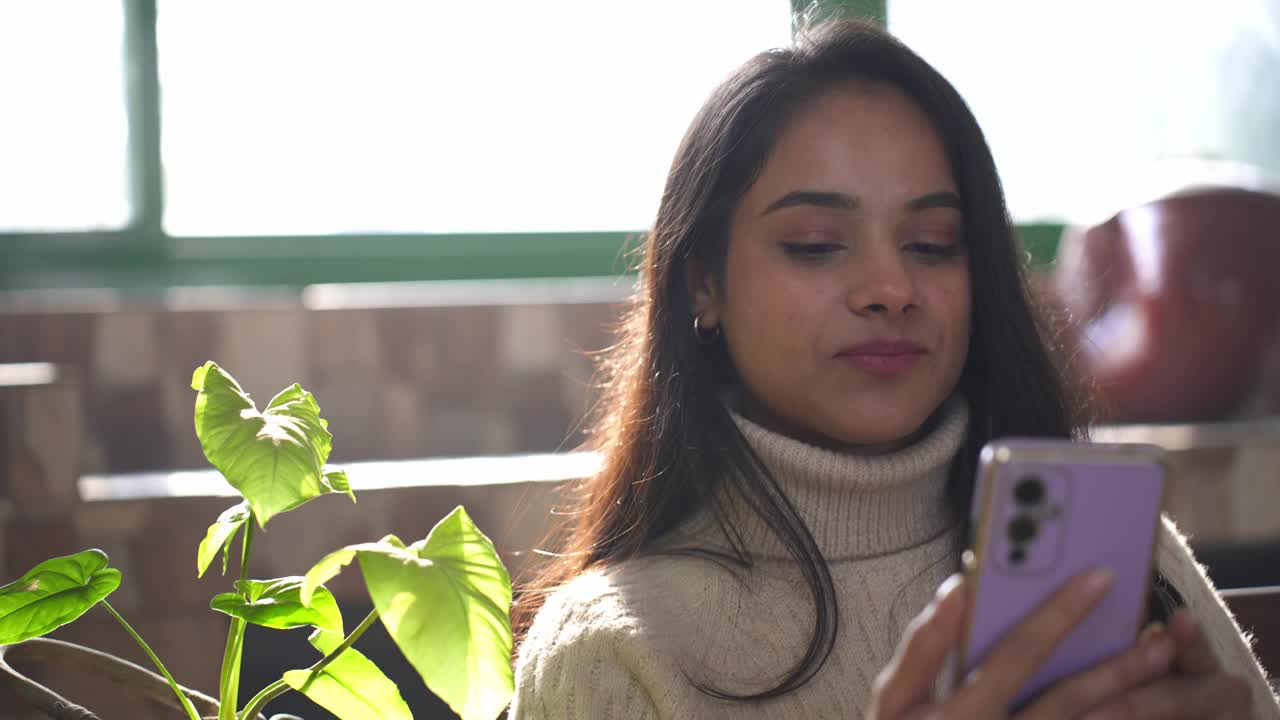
top-left (1083, 568), bottom-right (1113, 595)
top-left (936, 573), bottom-right (962, 600)
top-left (1145, 635), bottom-right (1172, 671)
top-left (1138, 622), bottom-right (1165, 641)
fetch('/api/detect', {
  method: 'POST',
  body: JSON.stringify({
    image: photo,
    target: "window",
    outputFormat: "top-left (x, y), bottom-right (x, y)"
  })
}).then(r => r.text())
top-left (156, 2), bottom-right (793, 236)
top-left (0, 2), bottom-right (130, 232)
top-left (888, 0), bottom-right (1149, 223)
top-left (889, 0), bottom-right (1280, 226)
top-left (5, 2), bottom-right (901, 289)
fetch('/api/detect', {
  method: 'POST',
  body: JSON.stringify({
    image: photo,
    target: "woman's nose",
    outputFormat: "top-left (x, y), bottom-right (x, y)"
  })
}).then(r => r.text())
top-left (847, 252), bottom-right (916, 316)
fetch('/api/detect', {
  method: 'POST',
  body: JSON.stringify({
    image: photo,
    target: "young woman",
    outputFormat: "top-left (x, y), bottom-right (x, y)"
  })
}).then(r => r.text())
top-left (509, 19), bottom-right (1278, 719)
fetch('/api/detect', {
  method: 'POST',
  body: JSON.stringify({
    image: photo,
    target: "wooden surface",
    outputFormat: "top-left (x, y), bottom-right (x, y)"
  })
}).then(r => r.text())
top-left (1094, 420), bottom-right (1280, 546)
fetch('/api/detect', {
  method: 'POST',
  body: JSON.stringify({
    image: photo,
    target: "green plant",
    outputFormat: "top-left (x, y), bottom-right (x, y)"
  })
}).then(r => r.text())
top-left (0, 362), bottom-right (514, 720)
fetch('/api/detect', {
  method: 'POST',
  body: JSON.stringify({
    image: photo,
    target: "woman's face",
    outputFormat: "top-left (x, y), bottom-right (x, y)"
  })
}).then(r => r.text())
top-left (693, 84), bottom-right (971, 449)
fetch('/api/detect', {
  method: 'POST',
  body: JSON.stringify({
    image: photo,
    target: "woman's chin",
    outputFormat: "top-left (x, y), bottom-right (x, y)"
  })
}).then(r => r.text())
top-left (820, 408), bottom-right (932, 451)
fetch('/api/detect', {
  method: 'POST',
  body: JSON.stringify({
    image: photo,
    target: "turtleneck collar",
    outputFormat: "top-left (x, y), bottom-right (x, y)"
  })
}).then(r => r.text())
top-left (687, 395), bottom-right (970, 562)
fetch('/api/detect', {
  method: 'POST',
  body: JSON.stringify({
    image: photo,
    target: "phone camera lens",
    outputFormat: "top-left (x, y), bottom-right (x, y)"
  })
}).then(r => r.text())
top-left (1007, 515), bottom-right (1037, 543)
top-left (1014, 477), bottom-right (1045, 506)
top-left (1009, 547), bottom-right (1026, 565)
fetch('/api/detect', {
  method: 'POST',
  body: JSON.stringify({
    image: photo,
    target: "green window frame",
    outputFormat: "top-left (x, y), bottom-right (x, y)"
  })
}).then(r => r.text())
top-left (0, 0), bottom-right (1054, 293)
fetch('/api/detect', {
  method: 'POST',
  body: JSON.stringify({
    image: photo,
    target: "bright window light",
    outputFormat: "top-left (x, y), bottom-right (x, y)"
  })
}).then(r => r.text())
top-left (0, 2), bottom-right (130, 232)
top-left (157, 2), bottom-right (793, 236)
top-left (889, 0), bottom-right (1180, 223)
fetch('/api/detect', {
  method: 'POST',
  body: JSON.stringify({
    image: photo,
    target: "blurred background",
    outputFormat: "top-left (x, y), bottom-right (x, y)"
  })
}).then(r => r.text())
top-left (2, 0), bottom-right (1278, 717)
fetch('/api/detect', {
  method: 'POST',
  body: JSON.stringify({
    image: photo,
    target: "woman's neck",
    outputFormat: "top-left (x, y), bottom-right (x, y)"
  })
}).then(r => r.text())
top-left (671, 394), bottom-right (971, 562)
top-left (729, 388), bottom-right (936, 455)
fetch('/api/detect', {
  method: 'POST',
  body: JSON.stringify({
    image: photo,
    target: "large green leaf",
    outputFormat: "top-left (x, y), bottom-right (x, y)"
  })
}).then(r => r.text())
top-left (282, 629), bottom-right (412, 720)
top-left (298, 508), bottom-right (514, 719)
top-left (191, 362), bottom-right (353, 527)
top-left (0, 550), bottom-right (121, 644)
top-left (370, 508), bottom-right (514, 720)
top-left (299, 536), bottom-right (402, 608)
top-left (210, 577), bottom-right (342, 634)
top-left (196, 500), bottom-right (250, 578)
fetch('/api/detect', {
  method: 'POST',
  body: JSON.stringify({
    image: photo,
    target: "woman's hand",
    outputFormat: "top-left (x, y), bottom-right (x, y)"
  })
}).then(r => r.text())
top-left (866, 571), bottom-right (1185, 719)
top-left (1072, 608), bottom-right (1252, 719)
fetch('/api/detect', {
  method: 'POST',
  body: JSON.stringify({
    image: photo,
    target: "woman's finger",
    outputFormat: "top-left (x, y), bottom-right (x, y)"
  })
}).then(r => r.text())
top-left (953, 568), bottom-right (1112, 711)
top-left (871, 574), bottom-right (967, 718)
top-left (1077, 672), bottom-right (1252, 720)
top-left (1168, 608), bottom-right (1220, 676)
top-left (1020, 623), bottom-right (1174, 719)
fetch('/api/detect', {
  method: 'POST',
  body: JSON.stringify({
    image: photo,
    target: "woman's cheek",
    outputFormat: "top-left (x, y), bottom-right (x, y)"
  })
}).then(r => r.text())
top-left (932, 272), bottom-right (971, 320)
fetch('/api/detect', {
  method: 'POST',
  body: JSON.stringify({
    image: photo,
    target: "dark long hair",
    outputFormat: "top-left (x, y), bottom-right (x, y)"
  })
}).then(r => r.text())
top-left (514, 18), bottom-right (1088, 700)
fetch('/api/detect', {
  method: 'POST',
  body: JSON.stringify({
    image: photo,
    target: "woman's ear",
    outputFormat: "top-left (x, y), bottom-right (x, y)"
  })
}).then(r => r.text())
top-left (685, 257), bottom-right (721, 329)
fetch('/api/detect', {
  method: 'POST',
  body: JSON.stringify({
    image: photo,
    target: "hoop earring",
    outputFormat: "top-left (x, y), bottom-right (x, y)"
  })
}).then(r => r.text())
top-left (693, 314), bottom-right (721, 343)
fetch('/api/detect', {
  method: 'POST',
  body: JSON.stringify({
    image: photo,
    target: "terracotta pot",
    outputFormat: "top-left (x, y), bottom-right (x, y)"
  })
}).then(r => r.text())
top-left (1053, 190), bottom-right (1280, 422)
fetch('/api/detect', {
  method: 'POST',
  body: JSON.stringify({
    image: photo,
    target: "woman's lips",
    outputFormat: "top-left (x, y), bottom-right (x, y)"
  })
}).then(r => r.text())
top-left (835, 340), bottom-right (927, 376)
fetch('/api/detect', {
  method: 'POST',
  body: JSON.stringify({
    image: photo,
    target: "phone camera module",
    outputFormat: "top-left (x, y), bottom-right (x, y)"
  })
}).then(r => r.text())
top-left (1014, 476), bottom-right (1045, 506)
top-left (1007, 514), bottom-right (1038, 544)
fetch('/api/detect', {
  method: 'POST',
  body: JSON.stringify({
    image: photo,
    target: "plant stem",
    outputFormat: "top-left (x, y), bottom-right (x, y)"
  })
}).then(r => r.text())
top-left (237, 679), bottom-right (285, 720)
top-left (102, 601), bottom-right (201, 720)
top-left (306, 608), bottom-right (380, 680)
top-left (238, 521), bottom-right (255, 584)
top-left (218, 521), bottom-right (256, 720)
top-left (238, 608), bottom-right (380, 720)
top-left (218, 618), bottom-right (246, 720)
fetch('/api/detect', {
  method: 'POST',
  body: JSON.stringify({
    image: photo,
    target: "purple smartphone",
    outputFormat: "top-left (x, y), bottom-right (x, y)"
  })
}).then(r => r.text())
top-left (958, 438), bottom-right (1166, 708)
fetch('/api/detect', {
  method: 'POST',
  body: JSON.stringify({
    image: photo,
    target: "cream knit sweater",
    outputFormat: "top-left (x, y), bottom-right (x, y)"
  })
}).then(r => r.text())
top-left (511, 399), bottom-right (1279, 718)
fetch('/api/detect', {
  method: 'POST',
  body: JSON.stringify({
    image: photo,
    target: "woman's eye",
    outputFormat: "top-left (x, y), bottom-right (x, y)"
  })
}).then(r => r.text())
top-left (905, 242), bottom-right (962, 261)
top-left (781, 241), bottom-right (843, 261)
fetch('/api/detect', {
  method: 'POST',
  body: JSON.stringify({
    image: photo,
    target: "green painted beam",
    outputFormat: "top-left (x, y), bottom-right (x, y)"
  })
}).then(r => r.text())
top-left (1017, 224), bottom-right (1064, 267)
top-left (0, 224), bottom-right (1061, 291)
top-left (0, 231), bottom-right (642, 291)
top-left (123, 0), bottom-right (164, 241)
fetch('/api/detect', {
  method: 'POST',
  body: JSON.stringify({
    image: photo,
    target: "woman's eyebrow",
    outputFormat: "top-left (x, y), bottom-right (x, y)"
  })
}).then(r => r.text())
top-left (761, 190), bottom-right (857, 215)
top-left (905, 190), bottom-right (962, 212)
top-left (760, 189), bottom-right (962, 216)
